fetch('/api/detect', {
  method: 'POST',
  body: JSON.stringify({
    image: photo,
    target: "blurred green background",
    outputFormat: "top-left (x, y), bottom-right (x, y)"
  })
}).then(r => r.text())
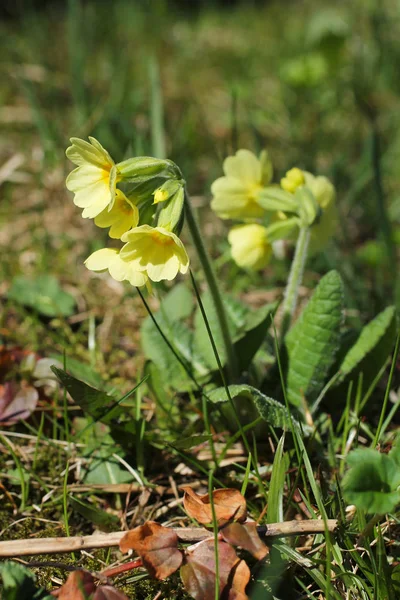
top-left (1, 0), bottom-right (400, 363)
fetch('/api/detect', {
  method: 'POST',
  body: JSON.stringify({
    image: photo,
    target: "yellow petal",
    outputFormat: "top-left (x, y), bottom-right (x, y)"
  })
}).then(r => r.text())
top-left (85, 248), bottom-right (118, 271)
top-left (223, 149), bottom-right (261, 185)
top-left (66, 137), bottom-right (114, 169)
top-left (66, 165), bottom-right (106, 192)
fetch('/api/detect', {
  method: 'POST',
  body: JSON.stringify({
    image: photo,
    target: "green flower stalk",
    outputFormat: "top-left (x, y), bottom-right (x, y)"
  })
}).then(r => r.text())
top-left (184, 189), bottom-right (238, 382)
top-left (280, 225), bottom-right (310, 340)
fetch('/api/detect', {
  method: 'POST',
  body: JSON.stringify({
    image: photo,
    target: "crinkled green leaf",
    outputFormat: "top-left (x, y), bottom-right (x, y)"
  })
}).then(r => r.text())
top-left (8, 275), bottom-right (75, 317)
top-left (343, 448), bottom-right (400, 514)
top-left (285, 270), bottom-right (344, 407)
top-left (208, 384), bottom-right (296, 430)
top-left (338, 306), bottom-right (397, 389)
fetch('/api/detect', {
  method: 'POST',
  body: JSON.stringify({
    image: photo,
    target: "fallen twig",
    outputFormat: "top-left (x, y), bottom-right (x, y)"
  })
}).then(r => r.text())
top-left (0, 519), bottom-right (337, 558)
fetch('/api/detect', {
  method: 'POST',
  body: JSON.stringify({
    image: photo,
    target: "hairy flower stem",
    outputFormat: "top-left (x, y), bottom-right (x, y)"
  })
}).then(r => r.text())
top-left (184, 189), bottom-right (238, 381)
top-left (280, 226), bottom-right (310, 342)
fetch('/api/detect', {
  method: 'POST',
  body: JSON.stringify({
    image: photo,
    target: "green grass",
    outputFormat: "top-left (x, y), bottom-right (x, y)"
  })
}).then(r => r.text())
top-left (0, 0), bottom-right (400, 598)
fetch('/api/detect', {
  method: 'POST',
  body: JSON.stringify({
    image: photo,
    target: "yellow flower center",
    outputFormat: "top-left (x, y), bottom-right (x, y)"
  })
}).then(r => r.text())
top-left (150, 230), bottom-right (175, 246)
top-left (101, 168), bottom-right (111, 183)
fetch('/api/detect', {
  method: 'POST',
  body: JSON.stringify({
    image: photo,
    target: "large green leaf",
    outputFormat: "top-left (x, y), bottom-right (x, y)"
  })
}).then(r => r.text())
top-left (141, 316), bottom-right (209, 388)
top-left (8, 275), bottom-right (75, 317)
top-left (157, 282), bottom-right (193, 322)
top-left (233, 302), bottom-right (278, 373)
top-left (343, 448), bottom-right (400, 514)
top-left (145, 362), bottom-right (181, 430)
top-left (193, 290), bottom-right (248, 370)
top-left (285, 270), bottom-right (344, 407)
top-left (338, 305), bottom-right (397, 389)
top-left (208, 384), bottom-right (296, 430)
top-left (140, 283), bottom-right (209, 388)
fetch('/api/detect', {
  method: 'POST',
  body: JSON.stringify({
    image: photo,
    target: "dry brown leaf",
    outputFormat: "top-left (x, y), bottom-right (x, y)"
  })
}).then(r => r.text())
top-left (181, 539), bottom-right (248, 600)
top-left (119, 521), bottom-right (183, 580)
top-left (93, 586), bottom-right (130, 600)
top-left (0, 381), bottom-right (38, 425)
top-left (220, 522), bottom-right (268, 560)
top-left (54, 571), bottom-right (96, 599)
top-left (182, 487), bottom-right (247, 526)
top-left (225, 558), bottom-right (251, 600)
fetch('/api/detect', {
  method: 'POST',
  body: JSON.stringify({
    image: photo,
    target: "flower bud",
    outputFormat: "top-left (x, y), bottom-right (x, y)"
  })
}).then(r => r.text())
top-left (281, 167), bottom-right (305, 194)
top-left (117, 157), bottom-right (181, 181)
top-left (156, 184), bottom-right (185, 232)
top-left (153, 179), bottom-right (182, 204)
top-left (228, 224), bottom-right (272, 271)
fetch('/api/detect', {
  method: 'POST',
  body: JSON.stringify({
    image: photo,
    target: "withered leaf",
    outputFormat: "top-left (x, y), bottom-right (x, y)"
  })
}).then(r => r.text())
top-left (0, 381), bottom-right (38, 425)
top-left (181, 539), bottom-right (250, 600)
top-left (224, 558), bottom-right (251, 600)
top-left (182, 487), bottom-right (247, 526)
top-left (55, 571), bottom-right (96, 599)
top-left (93, 586), bottom-right (130, 600)
top-left (220, 522), bottom-right (268, 560)
top-left (119, 521), bottom-right (183, 580)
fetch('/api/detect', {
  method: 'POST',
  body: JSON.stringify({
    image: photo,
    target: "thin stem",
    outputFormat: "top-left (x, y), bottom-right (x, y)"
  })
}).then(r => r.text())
top-left (373, 330), bottom-right (400, 447)
top-left (358, 512), bottom-right (382, 545)
top-left (280, 226), bottom-right (310, 341)
top-left (370, 120), bottom-right (397, 299)
top-left (184, 189), bottom-right (237, 381)
top-left (208, 469), bottom-right (220, 600)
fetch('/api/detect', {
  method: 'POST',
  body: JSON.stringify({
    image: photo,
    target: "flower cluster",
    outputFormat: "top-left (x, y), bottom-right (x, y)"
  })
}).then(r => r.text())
top-left (211, 149), bottom-right (336, 270)
top-left (66, 137), bottom-right (189, 288)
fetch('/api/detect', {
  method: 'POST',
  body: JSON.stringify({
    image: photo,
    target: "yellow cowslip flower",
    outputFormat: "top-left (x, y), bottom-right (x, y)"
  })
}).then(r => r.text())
top-left (211, 150), bottom-right (270, 220)
top-left (66, 137), bottom-right (119, 219)
top-left (228, 224), bottom-right (272, 270)
top-left (303, 172), bottom-right (337, 252)
top-left (94, 190), bottom-right (139, 239)
top-left (120, 225), bottom-right (189, 282)
top-left (281, 167), bottom-right (305, 194)
top-left (85, 248), bottom-right (148, 287)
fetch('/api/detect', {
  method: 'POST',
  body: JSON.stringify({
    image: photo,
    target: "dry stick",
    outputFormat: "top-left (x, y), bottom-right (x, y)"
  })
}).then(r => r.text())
top-left (0, 520), bottom-right (337, 558)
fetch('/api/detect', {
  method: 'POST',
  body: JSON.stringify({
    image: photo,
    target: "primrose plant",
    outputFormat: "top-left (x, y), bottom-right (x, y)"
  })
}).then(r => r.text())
top-left (64, 138), bottom-right (397, 435)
